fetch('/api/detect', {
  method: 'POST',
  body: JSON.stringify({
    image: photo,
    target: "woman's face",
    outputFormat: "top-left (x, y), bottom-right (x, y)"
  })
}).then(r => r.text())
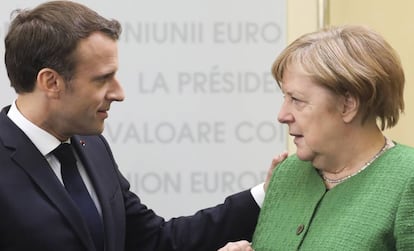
top-left (277, 67), bottom-right (345, 163)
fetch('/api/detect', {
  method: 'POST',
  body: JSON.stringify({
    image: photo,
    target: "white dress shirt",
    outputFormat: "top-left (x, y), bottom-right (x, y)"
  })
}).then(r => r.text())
top-left (7, 101), bottom-right (102, 215)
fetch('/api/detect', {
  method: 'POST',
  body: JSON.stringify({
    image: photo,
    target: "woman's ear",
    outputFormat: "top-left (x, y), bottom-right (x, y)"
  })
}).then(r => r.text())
top-left (341, 92), bottom-right (359, 123)
top-left (36, 68), bottom-right (64, 98)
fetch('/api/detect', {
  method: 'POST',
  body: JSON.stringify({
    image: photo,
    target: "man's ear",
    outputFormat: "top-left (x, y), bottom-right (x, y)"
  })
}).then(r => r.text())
top-left (341, 92), bottom-right (359, 123)
top-left (36, 68), bottom-right (65, 98)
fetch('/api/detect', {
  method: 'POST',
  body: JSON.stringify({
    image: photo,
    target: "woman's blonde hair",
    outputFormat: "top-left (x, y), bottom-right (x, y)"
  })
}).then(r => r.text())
top-left (272, 25), bottom-right (405, 130)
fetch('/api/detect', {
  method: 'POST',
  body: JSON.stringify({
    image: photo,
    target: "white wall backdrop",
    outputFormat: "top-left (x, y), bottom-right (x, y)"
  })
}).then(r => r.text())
top-left (0, 0), bottom-right (287, 219)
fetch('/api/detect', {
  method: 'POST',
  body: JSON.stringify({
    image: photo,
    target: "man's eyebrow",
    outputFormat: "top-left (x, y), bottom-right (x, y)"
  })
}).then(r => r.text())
top-left (92, 71), bottom-right (116, 81)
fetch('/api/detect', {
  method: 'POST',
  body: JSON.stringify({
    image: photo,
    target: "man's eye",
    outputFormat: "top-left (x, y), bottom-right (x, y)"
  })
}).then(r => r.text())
top-left (99, 76), bottom-right (110, 82)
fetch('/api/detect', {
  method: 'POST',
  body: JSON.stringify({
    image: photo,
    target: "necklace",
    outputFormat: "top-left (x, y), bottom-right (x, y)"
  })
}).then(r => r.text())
top-left (320, 139), bottom-right (390, 184)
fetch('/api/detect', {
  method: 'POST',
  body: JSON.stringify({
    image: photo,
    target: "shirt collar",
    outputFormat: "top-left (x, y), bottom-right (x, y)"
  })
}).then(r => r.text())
top-left (7, 101), bottom-right (65, 156)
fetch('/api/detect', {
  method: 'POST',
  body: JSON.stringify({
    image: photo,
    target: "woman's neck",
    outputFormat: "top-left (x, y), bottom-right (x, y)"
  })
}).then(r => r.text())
top-left (315, 127), bottom-right (390, 189)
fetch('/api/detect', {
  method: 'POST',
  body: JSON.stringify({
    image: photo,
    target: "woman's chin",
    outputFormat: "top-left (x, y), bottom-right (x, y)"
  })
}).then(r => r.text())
top-left (295, 150), bottom-right (314, 161)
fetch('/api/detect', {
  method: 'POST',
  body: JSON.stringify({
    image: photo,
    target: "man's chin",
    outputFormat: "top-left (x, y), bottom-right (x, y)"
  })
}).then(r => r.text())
top-left (77, 126), bottom-right (104, 136)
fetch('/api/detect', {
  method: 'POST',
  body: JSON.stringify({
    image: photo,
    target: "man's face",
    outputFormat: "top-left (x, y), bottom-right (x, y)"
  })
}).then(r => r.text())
top-left (54, 32), bottom-right (125, 139)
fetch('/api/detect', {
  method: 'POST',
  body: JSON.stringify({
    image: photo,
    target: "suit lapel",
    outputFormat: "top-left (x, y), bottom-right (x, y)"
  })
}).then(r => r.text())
top-left (72, 135), bottom-right (116, 251)
top-left (0, 108), bottom-right (95, 251)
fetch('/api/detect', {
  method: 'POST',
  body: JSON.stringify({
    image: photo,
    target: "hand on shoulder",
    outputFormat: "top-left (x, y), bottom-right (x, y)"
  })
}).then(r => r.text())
top-left (264, 151), bottom-right (288, 191)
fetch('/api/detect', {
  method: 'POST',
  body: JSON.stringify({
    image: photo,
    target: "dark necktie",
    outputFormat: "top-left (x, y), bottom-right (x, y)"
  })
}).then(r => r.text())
top-left (52, 143), bottom-right (104, 251)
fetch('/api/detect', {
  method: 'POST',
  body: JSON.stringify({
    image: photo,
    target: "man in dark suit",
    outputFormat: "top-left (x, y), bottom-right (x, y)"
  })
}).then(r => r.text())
top-left (0, 1), bottom-right (286, 250)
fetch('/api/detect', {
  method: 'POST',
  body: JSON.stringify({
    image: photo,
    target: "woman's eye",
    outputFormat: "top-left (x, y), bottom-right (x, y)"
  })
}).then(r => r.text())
top-left (282, 94), bottom-right (306, 108)
top-left (291, 97), bottom-right (301, 103)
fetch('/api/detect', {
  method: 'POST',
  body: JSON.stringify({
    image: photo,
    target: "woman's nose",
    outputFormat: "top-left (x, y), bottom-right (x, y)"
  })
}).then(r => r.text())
top-left (277, 101), bottom-right (293, 124)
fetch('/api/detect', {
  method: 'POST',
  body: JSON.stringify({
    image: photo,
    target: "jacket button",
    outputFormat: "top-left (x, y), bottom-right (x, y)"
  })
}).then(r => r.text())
top-left (296, 224), bottom-right (305, 235)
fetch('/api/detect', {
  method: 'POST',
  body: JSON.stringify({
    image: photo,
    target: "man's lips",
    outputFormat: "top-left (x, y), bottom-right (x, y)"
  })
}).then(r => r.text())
top-left (97, 109), bottom-right (109, 118)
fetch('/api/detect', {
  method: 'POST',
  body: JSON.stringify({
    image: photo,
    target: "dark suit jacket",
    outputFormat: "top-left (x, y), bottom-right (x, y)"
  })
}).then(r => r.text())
top-left (0, 106), bottom-right (260, 251)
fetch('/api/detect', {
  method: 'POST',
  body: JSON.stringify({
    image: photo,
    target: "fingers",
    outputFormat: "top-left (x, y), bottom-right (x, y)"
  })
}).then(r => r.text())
top-left (264, 151), bottom-right (288, 191)
top-left (271, 151), bottom-right (288, 167)
top-left (217, 240), bottom-right (254, 251)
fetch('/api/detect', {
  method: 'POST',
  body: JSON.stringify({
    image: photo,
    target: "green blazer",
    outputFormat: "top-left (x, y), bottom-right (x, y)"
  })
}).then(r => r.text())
top-left (253, 143), bottom-right (414, 250)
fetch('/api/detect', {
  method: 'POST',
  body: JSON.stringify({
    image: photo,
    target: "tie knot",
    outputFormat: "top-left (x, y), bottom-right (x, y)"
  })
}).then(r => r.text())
top-left (52, 143), bottom-right (77, 165)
